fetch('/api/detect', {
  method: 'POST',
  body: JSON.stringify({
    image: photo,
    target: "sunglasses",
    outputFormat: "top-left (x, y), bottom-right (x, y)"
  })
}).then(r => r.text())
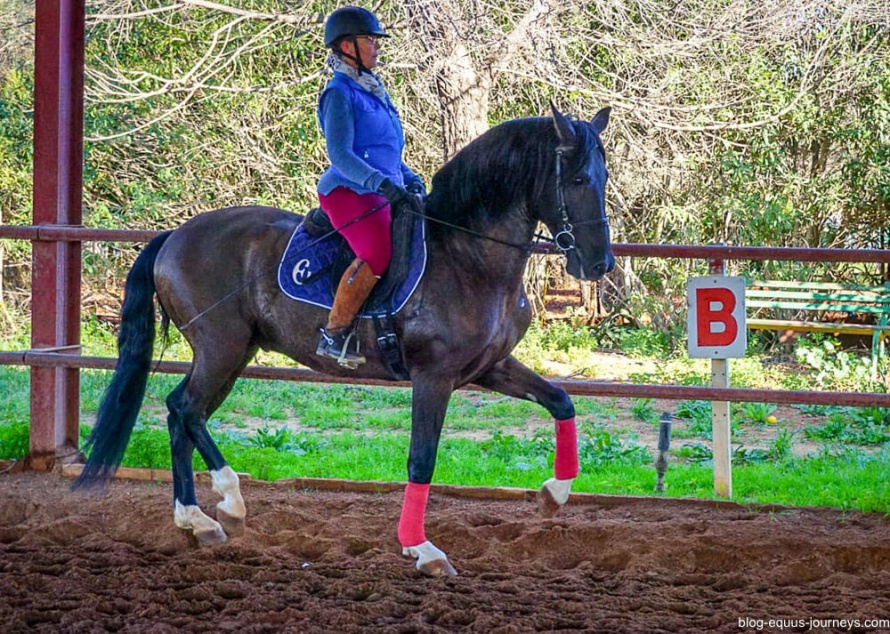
top-left (356, 35), bottom-right (381, 44)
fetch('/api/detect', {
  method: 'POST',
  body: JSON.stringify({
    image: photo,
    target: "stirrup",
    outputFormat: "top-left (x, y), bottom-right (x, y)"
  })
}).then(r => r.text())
top-left (316, 327), bottom-right (365, 369)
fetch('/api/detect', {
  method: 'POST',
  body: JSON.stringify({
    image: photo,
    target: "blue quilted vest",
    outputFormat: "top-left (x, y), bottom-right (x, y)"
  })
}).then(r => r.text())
top-left (318, 73), bottom-right (406, 190)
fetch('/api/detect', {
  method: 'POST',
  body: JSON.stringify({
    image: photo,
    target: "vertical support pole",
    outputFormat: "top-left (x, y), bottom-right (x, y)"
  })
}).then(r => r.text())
top-left (30, 0), bottom-right (86, 469)
top-left (654, 412), bottom-right (672, 493)
top-left (709, 256), bottom-right (732, 497)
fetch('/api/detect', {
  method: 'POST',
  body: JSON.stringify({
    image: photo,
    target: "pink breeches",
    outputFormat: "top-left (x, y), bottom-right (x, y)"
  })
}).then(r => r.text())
top-left (318, 187), bottom-right (392, 276)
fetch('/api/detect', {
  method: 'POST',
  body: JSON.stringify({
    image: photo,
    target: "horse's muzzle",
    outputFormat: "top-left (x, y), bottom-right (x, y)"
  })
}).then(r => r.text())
top-left (567, 251), bottom-right (615, 281)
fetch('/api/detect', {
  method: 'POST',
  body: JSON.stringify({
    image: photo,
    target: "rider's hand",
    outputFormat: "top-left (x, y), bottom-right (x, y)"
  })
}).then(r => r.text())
top-left (377, 178), bottom-right (411, 207)
top-left (377, 178), bottom-right (422, 213)
top-left (405, 180), bottom-right (427, 198)
top-left (377, 178), bottom-right (413, 209)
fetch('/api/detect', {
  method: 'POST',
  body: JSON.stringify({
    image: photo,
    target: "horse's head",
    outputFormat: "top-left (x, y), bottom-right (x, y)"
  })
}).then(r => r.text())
top-left (542, 105), bottom-right (615, 282)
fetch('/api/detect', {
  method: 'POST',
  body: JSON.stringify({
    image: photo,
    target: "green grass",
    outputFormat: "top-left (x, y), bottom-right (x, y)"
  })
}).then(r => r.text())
top-left (2, 320), bottom-right (889, 514)
top-left (4, 413), bottom-right (887, 512)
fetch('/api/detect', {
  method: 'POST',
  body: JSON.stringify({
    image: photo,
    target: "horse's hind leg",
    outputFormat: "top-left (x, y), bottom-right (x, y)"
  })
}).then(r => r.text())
top-left (474, 355), bottom-right (578, 517)
top-left (167, 345), bottom-right (257, 544)
top-left (166, 375), bottom-right (227, 545)
top-left (196, 356), bottom-right (258, 538)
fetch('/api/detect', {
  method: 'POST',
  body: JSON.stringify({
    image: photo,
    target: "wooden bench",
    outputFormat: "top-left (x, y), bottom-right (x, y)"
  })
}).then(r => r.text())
top-left (745, 280), bottom-right (890, 362)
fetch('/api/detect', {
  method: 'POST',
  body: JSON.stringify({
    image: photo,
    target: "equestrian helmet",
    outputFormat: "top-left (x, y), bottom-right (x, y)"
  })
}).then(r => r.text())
top-left (324, 7), bottom-right (389, 48)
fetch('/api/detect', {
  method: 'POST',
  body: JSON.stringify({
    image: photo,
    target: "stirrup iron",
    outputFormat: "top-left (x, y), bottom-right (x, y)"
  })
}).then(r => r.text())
top-left (316, 327), bottom-right (365, 369)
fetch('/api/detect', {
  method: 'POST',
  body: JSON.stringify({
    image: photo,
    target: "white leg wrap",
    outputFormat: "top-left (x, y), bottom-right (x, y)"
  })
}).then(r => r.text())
top-left (174, 500), bottom-right (225, 534)
top-left (211, 466), bottom-right (245, 519)
top-left (402, 540), bottom-right (451, 570)
top-left (542, 477), bottom-right (573, 506)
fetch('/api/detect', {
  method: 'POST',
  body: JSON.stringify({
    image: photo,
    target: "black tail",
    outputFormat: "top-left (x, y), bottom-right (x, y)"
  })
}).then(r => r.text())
top-left (73, 231), bottom-right (173, 490)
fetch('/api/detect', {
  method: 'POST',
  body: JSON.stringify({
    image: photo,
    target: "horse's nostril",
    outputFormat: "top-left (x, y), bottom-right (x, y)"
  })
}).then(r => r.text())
top-left (587, 263), bottom-right (605, 280)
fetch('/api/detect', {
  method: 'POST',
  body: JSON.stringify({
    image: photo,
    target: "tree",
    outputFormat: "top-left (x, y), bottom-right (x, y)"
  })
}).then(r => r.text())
top-left (2, 0), bottom-right (889, 325)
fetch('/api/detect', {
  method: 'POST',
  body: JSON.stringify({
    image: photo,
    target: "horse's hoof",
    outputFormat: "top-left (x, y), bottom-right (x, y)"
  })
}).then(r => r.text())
top-left (418, 558), bottom-right (458, 577)
top-left (538, 477), bottom-right (573, 518)
top-left (402, 541), bottom-right (458, 577)
top-left (538, 485), bottom-right (562, 518)
top-left (194, 526), bottom-right (228, 546)
top-left (217, 508), bottom-right (245, 538)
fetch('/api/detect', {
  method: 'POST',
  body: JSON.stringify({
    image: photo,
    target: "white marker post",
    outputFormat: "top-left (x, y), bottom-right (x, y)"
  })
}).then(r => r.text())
top-left (686, 259), bottom-right (746, 498)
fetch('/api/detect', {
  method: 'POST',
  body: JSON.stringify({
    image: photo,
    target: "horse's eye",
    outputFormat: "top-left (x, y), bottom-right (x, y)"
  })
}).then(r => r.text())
top-left (573, 177), bottom-right (585, 186)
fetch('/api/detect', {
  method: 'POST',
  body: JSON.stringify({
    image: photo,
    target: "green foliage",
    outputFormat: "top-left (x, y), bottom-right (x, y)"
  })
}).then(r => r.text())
top-left (234, 425), bottom-right (325, 456)
top-left (738, 402), bottom-right (777, 425)
top-left (479, 431), bottom-right (552, 472)
top-left (248, 425), bottom-right (297, 452)
top-left (768, 428), bottom-right (795, 462)
top-left (678, 442), bottom-right (713, 464)
top-left (630, 398), bottom-right (656, 423)
top-left (577, 422), bottom-right (652, 470)
top-left (794, 335), bottom-right (881, 391)
top-left (0, 367), bottom-right (29, 420)
top-left (614, 327), bottom-right (673, 358)
top-left (0, 419), bottom-right (29, 459)
top-left (804, 408), bottom-right (890, 446)
top-left (119, 425), bottom-right (172, 470)
top-left (674, 400), bottom-right (713, 440)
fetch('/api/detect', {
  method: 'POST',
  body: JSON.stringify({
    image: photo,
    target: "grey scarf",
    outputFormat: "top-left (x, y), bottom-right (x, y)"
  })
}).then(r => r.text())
top-left (326, 52), bottom-right (389, 103)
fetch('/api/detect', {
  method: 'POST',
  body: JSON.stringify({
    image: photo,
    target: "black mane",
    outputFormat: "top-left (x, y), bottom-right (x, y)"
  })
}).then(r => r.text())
top-left (425, 116), bottom-right (601, 227)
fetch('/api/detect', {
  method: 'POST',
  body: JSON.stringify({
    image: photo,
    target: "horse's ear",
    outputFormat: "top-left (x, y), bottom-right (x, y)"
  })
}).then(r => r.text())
top-left (591, 107), bottom-right (611, 133)
top-left (551, 101), bottom-right (576, 148)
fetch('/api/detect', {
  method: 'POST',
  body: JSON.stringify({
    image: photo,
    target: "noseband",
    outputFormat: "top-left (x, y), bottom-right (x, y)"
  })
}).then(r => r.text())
top-left (551, 147), bottom-right (609, 253)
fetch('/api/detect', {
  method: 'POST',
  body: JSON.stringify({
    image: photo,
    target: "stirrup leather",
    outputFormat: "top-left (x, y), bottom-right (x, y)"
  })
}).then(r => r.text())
top-left (316, 327), bottom-right (365, 369)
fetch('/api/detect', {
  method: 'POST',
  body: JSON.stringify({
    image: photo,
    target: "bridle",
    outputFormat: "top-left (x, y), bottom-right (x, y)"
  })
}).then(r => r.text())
top-left (413, 145), bottom-right (609, 254)
top-left (550, 147), bottom-right (609, 253)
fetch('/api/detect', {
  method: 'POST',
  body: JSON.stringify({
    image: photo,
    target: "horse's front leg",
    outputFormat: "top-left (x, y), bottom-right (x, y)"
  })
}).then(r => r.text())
top-left (401, 375), bottom-right (458, 577)
top-left (475, 355), bottom-right (578, 517)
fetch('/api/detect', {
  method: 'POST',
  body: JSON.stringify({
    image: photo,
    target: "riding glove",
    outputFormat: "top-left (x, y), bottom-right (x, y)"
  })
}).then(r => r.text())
top-left (405, 179), bottom-right (427, 198)
top-left (377, 178), bottom-right (414, 209)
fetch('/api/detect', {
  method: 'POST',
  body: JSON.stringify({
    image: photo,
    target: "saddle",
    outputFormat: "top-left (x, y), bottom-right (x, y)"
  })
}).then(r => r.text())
top-left (280, 199), bottom-right (426, 380)
top-left (301, 201), bottom-right (419, 311)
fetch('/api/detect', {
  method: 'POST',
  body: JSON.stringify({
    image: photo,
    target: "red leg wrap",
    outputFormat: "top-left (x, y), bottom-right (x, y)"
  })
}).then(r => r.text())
top-left (554, 417), bottom-right (579, 480)
top-left (398, 482), bottom-right (430, 548)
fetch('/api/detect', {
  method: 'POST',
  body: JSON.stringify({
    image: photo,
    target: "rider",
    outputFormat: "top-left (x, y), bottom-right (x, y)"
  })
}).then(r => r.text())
top-left (315, 6), bottom-right (426, 367)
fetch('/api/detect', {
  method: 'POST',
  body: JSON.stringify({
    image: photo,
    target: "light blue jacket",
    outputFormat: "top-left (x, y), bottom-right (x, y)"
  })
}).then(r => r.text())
top-left (317, 72), bottom-right (422, 196)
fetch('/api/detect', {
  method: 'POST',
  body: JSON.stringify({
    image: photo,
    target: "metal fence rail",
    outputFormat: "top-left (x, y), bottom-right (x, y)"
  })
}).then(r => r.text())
top-left (3, 224), bottom-right (890, 263)
top-left (0, 351), bottom-right (886, 408)
top-left (2, 223), bottom-right (888, 468)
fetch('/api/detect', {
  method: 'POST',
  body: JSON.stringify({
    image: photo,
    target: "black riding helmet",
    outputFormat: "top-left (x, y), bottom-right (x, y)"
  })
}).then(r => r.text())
top-left (324, 6), bottom-right (389, 48)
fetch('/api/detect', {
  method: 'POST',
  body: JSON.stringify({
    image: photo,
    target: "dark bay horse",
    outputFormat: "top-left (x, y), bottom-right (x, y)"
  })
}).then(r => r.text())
top-left (75, 104), bottom-right (614, 576)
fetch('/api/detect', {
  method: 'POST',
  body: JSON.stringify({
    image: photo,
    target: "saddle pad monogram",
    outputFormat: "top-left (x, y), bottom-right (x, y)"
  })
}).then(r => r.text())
top-left (276, 217), bottom-right (427, 317)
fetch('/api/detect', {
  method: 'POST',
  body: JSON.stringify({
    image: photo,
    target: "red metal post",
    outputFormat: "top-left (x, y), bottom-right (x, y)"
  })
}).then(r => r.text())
top-left (30, 0), bottom-right (86, 469)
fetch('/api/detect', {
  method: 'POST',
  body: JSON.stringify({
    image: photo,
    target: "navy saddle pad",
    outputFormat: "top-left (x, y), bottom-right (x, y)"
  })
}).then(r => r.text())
top-left (276, 217), bottom-right (427, 317)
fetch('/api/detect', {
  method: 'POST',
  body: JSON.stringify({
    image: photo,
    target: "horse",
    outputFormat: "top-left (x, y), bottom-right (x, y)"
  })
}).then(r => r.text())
top-left (74, 104), bottom-right (614, 577)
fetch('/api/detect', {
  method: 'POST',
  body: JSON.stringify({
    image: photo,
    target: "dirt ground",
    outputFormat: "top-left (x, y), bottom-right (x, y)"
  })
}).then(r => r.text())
top-left (2, 472), bottom-right (890, 633)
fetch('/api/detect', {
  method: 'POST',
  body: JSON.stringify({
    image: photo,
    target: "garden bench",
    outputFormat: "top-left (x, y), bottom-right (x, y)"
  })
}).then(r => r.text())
top-left (745, 280), bottom-right (890, 362)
